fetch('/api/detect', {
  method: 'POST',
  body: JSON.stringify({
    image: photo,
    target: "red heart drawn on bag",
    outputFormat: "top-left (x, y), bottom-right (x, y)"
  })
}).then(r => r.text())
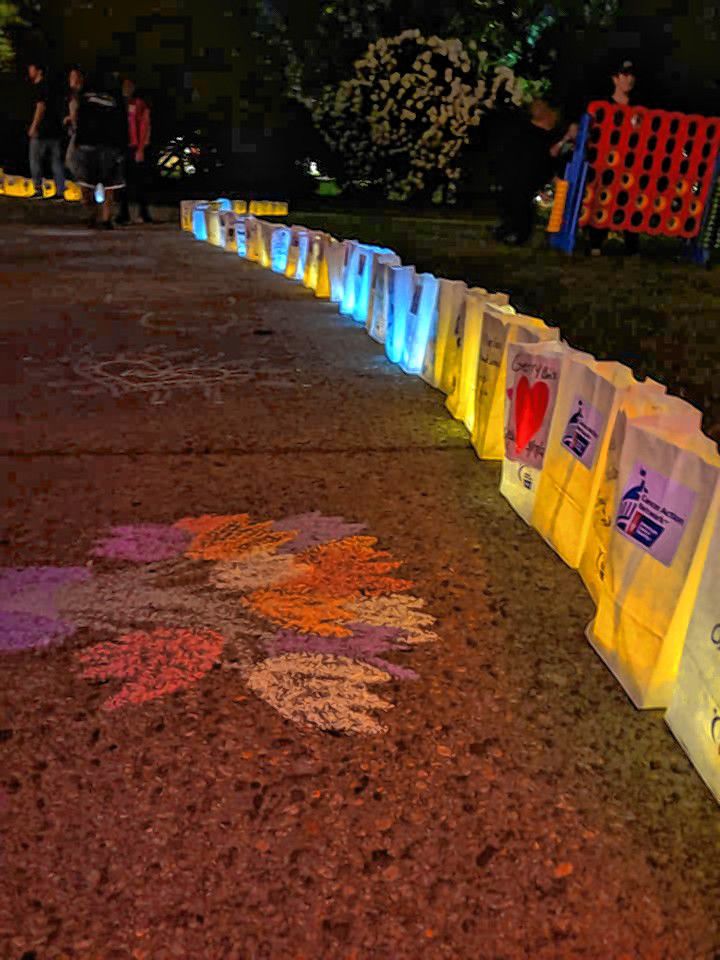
top-left (514, 375), bottom-right (550, 454)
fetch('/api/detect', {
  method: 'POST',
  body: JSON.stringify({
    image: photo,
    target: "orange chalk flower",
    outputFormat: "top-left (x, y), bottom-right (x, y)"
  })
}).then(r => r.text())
top-left (245, 589), bottom-right (354, 637)
top-left (77, 626), bottom-right (225, 709)
top-left (285, 537), bottom-right (412, 598)
top-left (174, 514), bottom-right (295, 561)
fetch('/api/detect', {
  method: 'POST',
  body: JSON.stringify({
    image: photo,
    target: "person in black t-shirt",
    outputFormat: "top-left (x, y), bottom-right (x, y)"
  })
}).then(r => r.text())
top-left (494, 98), bottom-right (561, 246)
top-left (27, 63), bottom-right (66, 200)
top-left (73, 72), bottom-right (128, 228)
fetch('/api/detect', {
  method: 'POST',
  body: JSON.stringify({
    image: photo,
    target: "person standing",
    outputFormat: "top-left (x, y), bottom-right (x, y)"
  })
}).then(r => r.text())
top-left (587, 60), bottom-right (640, 256)
top-left (118, 77), bottom-right (153, 225)
top-left (27, 62), bottom-right (66, 201)
top-left (63, 66), bottom-right (85, 178)
top-left (493, 98), bottom-right (561, 246)
top-left (73, 71), bottom-right (127, 229)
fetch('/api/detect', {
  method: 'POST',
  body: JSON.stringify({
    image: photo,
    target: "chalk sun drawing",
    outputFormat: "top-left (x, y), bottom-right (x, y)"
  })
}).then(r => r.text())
top-left (0, 513), bottom-right (437, 735)
top-left (47, 345), bottom-right (292, 404)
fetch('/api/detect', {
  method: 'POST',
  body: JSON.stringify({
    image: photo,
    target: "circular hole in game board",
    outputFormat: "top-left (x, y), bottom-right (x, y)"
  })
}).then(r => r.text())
top-left (707, 123), bottom-right (716, 138)
top-left (671, 196), bottom-right (683, 212)
top-left (682, 139), bottom-right (694, 157)
top-left (587, 147), bottom-right (598, 165)
top-left (628, 132), bottom-right (640, 149)
top-left (679, 159), bottom-right (690, 175)
top-left (661, 156), bottom-right (672, 173)
top-left (670, 118), bottom-right (680, 134)
top-left (667, 216), bottom-right (679, 231)
top-left (702, 141), bottom-right (712, 158)
top-left (610, 129), bottom-right (622, 146)
top-left (653, 196), bottom-right (667, 212)
top-left (643, 154), bottom-right (654, 171)
top-left (599, 189), bottom-right (613, 205)
top-left (612, 210), bottom-right (625, 225)
top-left (624, 151), bottom-right (636, 168)
top-left (651, 116), bottom-right (662, 132)
top-left (639, 174), bottom-right (650, 190)
top-left (601, 168), bottom-right (615, 186)
top-left (657, 175), bottom-right (669, 192)
top-left (635, 193), bottom-right (649, 209)
top-left (621, 172), bottom-right (635, 188)
top-left (665, 138), bottom-right (676, 154)
top-left (698, 161), bottom-right (708, 177)
top-left (594, 208), bottom-right (609, 225)
top-left (631, 211), bottom-right (644, 227)
top-left (594, 106), bottom-right (606, 123)
top-left (614, 109), bottom-right (624, 126)
top-left (690, 198), bottom-right (703, 215)
top-left (617, 190), bottom-right (629, 206)
top-left (649, 213), bottom-right (661, 228)
top-left (590, 125), bottom-right (601, 143)
top-left (586, 166), bottom-right (597, 183)
top-left (684, 216), bottom-right (697, 232)
top-left (688, 121), bottom-right (698, 137)
top-left (647, 135), bottom-right (658, 151)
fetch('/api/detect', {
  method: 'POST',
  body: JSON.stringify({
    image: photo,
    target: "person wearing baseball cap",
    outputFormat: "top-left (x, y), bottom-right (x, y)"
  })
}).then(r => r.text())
top-left (587, 58), bottom-right (640, 256)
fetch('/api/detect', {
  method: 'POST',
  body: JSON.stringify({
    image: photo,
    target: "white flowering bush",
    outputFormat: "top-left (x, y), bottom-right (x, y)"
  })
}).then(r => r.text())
top-left (311, 31), bottom-right (526, 200)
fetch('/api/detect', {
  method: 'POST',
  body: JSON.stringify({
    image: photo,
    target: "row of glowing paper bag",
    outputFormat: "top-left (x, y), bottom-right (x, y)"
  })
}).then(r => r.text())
top-left (183, 199), bottom-right (720, 804)
top-left (0, 170), bottom-right (82, 201)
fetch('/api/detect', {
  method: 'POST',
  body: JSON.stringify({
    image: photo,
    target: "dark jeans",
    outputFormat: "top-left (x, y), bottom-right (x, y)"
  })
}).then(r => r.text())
top-left (119, 153), bottom-right (151, 221)
top-left (588, 227), bottom-right (640, 255)
top-left (29, 137), bottom-right (65, 196)
top-left (497, 183), bottom-right (537, 244)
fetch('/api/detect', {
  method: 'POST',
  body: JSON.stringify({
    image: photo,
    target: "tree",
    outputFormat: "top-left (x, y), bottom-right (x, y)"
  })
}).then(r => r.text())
top-left (0, 0), bottom-right (28, 70)
top-left (310, 30), bottom-right (526, 200)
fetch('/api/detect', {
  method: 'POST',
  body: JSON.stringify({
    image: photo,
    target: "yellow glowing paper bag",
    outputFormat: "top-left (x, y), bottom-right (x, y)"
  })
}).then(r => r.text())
top-left (3, 174), bottom-right (34, 197)
top-left (428, 279), bottom-right (468, 394)
top-left (309, 233), bottom-right (338, 299)
top-left (587, 418), bottom-right (720, 709)
top-left (471, 309), bottom-right (559, 462)
top-left (446, 290), bottom-right (511, 432)
top-left (302, 231), bottom-right (328, 291)
top-left (180, 200), bottom-right (195, 231)
top-left (41, 178), bottom-right (57, 198)
top-left (532, 359), bottom-right (635, 568)
top-left (285, 226), bottom-right (310, 278)
top-left (205, 207), bottom-right (223, 247)
top-left (666, 503), bottom-right (720, 802)
top-left (579, 386), bottom-right (698, 602)
top-left (64, 181), bottom-right (82, 202)
top-left (500, 340), bottom-right (575, 524)
top-left (233, 200), bottom-right (248, 215)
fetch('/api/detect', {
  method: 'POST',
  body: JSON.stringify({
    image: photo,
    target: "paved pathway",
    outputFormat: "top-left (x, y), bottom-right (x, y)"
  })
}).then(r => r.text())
top-left (1, 212), bottom-right (718, 960)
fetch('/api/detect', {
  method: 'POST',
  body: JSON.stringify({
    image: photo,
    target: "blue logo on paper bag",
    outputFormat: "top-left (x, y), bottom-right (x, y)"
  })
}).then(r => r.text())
top-left (615, 469), bottom-right (665, 547)
top-left (562, 401), bottom-right (590, 458)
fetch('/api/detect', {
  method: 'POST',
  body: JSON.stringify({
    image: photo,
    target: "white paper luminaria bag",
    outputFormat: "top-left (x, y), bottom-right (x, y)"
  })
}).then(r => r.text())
top-left (579, 386), bottom-right (700, 603)
top-left (588, 417), bottom-right (720, 709)
top-left (666, 489), bottom-right (720, 803)
top-left (471, 309), bottom-right (559, 462)
top-left (429, 279), bottom-right (468, 395)
top-left (500, 340), bottom-right (573, 524)
top-left (532, 359), bottom-right (634, 568)
top-left (446, 291), bottom-right (511, 432)
top-left (400, 273), bottom-right (440, 376)
top-left (385, 265), bottom-right (417, 366)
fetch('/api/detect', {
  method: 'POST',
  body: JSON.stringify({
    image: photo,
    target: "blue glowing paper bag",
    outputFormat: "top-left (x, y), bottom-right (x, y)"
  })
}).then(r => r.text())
top-left (400, 273), bottom-right (440, 376)
top-left (385, 265), bottom-right (417, 365)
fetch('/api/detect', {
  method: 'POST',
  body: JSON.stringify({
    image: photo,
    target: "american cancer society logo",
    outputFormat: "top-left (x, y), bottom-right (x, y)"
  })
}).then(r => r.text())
top-left (614, 463), bottom-right (696, 566)
top-left (561, 395), bottom-right (603, 468)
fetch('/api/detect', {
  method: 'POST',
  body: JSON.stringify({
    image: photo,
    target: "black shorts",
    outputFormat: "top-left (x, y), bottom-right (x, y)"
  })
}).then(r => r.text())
top-left (73, 145), bottom-right (125, 190)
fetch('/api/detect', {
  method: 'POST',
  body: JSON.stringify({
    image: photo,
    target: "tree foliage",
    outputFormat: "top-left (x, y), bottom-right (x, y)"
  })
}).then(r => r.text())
top-left (0, 0), bottom-right (27, 69)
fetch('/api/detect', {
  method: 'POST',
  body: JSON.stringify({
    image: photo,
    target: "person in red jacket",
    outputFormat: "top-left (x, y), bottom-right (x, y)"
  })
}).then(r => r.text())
top-left (118, 76), bottom-right (153, 224)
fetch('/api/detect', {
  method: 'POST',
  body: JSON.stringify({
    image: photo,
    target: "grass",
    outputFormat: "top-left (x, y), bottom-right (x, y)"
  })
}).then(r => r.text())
top-left (294, 208), bottom-right (720, 436)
